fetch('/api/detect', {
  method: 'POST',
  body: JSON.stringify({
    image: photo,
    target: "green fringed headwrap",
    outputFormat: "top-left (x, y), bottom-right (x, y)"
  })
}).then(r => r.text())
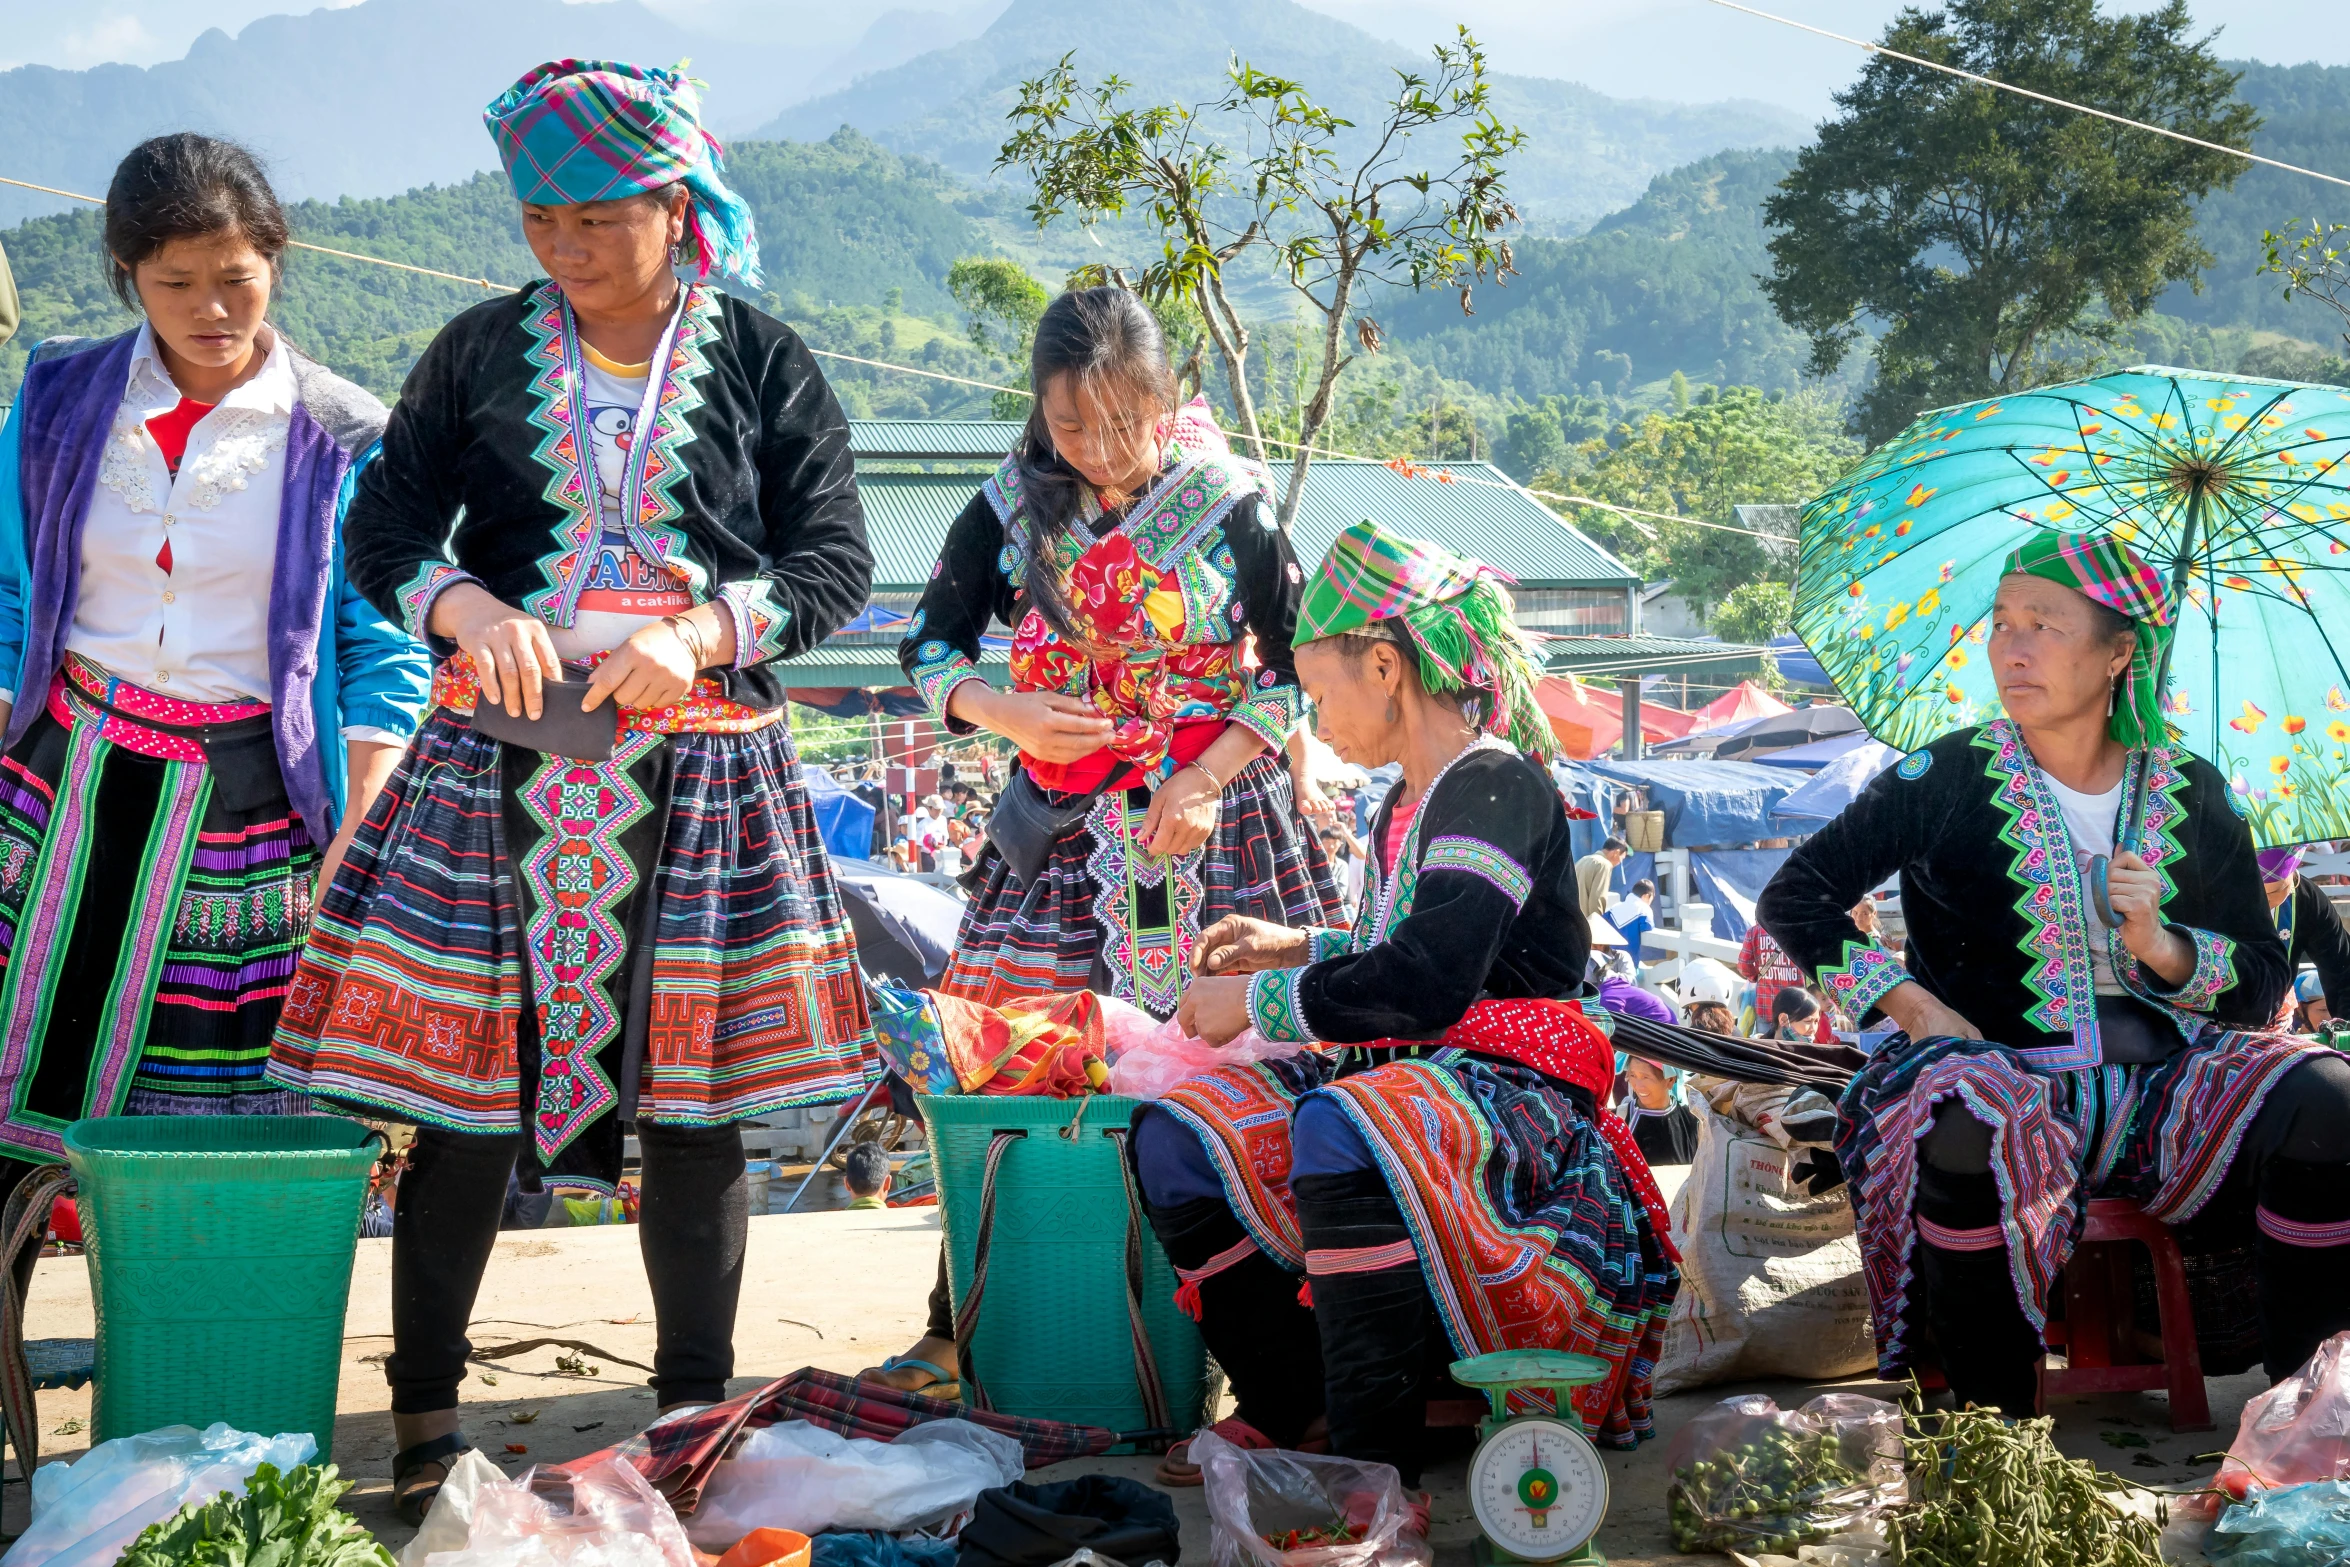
top-left (1297, 518), bottom-right (1556, 760)
top-left (2002, 530), bottom-right (2176, 750)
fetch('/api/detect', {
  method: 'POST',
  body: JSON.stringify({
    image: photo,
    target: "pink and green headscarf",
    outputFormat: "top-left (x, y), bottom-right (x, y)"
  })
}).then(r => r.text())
top-left (1297, 518), bottom-right (1555, 759)
top-left (486, 60), bottom-right (763, 290)
top-left (2002, 530), bottom-right (2176, 750)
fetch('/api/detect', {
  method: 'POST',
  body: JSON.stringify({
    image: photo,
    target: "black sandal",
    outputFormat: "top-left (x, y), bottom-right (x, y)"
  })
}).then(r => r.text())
top-left (392, 1431), bottom-right (473, 1528)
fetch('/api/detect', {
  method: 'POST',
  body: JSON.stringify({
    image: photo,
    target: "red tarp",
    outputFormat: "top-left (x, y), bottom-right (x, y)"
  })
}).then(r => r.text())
top-left (1537, 677), bottom-right (1700, 760)
top-left (1692, 680), bottom-right (1794, 727)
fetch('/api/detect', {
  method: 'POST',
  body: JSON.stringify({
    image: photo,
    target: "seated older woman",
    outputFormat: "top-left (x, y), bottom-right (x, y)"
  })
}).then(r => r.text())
top-left (1134, 519), bottom-right (1678, 1488)
top-left (1758, 532), bottom-right (2350, 1413)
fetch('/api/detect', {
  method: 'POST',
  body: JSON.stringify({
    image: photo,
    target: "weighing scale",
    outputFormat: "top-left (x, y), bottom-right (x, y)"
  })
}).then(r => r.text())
top-left (1452, 1349), bottom-right (1613, 1567)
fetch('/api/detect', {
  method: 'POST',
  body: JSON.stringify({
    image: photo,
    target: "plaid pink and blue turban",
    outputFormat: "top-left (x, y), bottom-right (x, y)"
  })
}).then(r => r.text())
top-left (2003, 530), bottom-right (2175, 751)
top-left (486, 60), bottom-right (762, 290)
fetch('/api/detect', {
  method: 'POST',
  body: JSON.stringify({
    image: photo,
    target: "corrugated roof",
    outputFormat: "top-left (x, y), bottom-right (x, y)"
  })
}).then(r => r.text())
top-left (849, 419), bottom-right (1023, 459)
top-left (777, 641), bottom-right (1010, 692)
top-left (1542, 634), bottom-right (1770, 675)
top-left (853, 458), bottom-right (1637, 591)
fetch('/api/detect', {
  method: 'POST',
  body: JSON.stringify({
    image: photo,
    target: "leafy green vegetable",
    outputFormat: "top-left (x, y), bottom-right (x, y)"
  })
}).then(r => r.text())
top-left (117, 1461), bottom-right (393, 1567)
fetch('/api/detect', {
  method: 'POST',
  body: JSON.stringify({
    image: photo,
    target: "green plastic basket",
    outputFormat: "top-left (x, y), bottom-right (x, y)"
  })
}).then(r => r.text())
top-left (63, 1116), bottom-right (381, 1452)
top-left (921, 1093), bottom-right (1205, 1440)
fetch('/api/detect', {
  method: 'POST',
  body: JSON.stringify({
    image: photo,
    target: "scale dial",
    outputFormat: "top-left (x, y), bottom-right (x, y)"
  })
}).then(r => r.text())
top-left (1468, 1416), bottom-right (1608, 1562)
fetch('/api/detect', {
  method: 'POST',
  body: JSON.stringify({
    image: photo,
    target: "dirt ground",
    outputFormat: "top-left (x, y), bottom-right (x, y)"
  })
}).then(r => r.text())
top-left (5, 1195), bottom-right (2250, 1565)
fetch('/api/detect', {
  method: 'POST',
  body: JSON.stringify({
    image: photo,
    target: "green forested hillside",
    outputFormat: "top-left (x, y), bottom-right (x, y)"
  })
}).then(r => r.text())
top-left (2155, 60), bottom-right (2350, 350)
top-left (0, 130), bottom-right (1023, 408)
top-left (1370, 150), bottom-right (1824, 402)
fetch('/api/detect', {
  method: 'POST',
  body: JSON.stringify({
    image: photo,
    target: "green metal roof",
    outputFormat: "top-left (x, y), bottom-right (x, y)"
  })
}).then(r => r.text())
top-left (1542, 635), bottom-right (1770, 676)
top-left (853, 459), bottom-right (1638, 592)
top-left (777, 641), bottom-right (1009, 692)
top-left (849, 419), bottom-right (1023, 460)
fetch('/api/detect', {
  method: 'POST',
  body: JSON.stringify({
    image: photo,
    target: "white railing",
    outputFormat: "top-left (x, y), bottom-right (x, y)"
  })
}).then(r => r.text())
top-left (1634, 900), bottom-right (1744, 984)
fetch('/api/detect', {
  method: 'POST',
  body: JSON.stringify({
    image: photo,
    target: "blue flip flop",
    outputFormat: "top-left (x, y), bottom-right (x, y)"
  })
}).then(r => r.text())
top-left (872, 1354), bottom-right (961, 1399)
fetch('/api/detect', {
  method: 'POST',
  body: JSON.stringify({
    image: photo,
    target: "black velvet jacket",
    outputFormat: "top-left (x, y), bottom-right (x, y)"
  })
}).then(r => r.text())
top-left (1757, 719), bottom-right (2288, 1072)
top-left (1246, 742), bottom-right (1589, 1045)
top-left (344, 280), bottom-right (872, 708)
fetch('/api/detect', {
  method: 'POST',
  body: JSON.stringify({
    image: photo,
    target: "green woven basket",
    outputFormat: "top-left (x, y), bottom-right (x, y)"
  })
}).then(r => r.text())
top-left (63, 1116), bottom-right (380, 1451)
top-left (921, 1093), bottom-right (1206, 1441)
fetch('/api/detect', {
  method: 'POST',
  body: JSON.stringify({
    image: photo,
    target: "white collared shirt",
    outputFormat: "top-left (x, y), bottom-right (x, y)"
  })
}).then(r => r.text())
top-left (42, 322), bottom-right (292, 709)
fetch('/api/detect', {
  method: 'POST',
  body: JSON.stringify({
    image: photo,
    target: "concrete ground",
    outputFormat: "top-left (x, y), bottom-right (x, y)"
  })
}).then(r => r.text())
top-left (6, 1196), bottom-right (2249, 1565)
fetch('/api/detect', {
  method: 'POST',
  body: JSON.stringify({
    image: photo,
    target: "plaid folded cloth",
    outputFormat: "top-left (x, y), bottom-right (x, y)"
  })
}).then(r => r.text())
top-left (561, 1367), bottom-right (1123, 1511)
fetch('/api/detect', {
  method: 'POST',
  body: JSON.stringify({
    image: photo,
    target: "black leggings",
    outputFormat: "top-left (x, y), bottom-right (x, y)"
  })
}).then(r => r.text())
top-left (387, 1122), bottom-right (748, 1413)
top-left (1915, 1051), bottom-right (2350, 1407)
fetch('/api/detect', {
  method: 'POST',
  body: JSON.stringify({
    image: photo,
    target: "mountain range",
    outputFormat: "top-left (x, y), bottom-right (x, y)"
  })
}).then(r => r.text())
top-left (0, 0), bottom-right (1807, 233)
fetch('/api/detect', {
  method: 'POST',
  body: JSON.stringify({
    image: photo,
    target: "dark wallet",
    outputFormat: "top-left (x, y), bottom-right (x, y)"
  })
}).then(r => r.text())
top-left (468, 677), bottom-right (618, 761)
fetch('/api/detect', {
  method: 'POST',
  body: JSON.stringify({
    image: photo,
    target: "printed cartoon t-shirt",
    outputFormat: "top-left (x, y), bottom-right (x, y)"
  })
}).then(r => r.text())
top-left (549, 342), bottom-right (696, 658)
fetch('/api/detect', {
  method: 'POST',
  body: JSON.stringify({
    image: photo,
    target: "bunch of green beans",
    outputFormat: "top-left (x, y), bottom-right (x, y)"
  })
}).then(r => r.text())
top-left (1889, 1405), bottom-right (2164, 1567)
top-left (1669, 1425), bottom-right (1876, 1554)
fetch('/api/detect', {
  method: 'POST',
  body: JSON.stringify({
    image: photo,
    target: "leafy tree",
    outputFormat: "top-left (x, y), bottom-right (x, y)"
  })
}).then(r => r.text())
top-left (2259, 219), bottom-right (2350, 354)
top-left (1540, 386), bottom-right (1858, 614)
top-left (946, 257), bottom-right (1052, 418)
top-left (1761, 0), bottom-right (2258, 442)
top-left (1711, 580), bottom-right (1794, 645)
top-left (997, 28), bottom-right (1522, 528)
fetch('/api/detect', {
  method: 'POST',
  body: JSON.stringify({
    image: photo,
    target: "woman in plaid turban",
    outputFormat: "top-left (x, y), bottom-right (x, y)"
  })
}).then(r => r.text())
top-left (1126, 517), bottom-right (1680, 1486)
top-left (1759, 530), bottom-right (2350, 1416)
top-left (267, 60), bottom-right (878, 1521)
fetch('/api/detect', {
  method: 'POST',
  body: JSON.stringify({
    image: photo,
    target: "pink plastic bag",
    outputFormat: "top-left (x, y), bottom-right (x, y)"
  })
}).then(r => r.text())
top-left (1194, 1429), bottom-right (1430, 1567)
top-left (1099, 994), bottom-right (1305, 1099)
top-left (426, 1458), bottom-right (698, 1567)
top-left (2216, 1330), bottom-right (2350, 1503)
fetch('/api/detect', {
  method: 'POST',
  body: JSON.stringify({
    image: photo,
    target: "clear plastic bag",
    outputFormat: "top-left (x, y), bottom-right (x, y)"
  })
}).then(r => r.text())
top-left (1663, 1394), bottom-right (1904, 1556)
top-left (1193, 1429), bottom-right (1431, 1567)
top-left (9, 1422), bottom-right (318, 1567)
top-left (421, 1457), bottom-right (697, 1567)
top-left (685, 1419), bottom-right (1021, 1548)
top-left (1100, 996), bottom-right (1305, 1100)
top-left (2216, 1332), bottom-right (2350, 1504)
top-left (2209, 1480), bottom-right (2350, 1567)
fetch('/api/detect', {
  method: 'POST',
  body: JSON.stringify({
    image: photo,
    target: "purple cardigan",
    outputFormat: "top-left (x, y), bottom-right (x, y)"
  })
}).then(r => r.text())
top-left (3, 331), bottom-right (429, 841)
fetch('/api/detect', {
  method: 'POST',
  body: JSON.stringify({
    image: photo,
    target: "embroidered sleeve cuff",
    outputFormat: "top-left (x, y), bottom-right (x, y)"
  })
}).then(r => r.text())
top-left (1227, 682), bottom-right (1304, 748)
top-left (394, 562), bottom-right (482, 644)
top-left (907, 642), bottom-right (985, 731)
top-left (1818, 940), bottom-right (1908, 1018)
top-left (2144, 925), bottom-right (2238, 1012)
top-left (1307, 927), bottom-right (1354, 962)
top-left (715, 580), bottom-right (792, 668)
top-left (1247, 968), bottom-right (1320, 1045)
top-left (1421, 834), bottom-right (1534, 909)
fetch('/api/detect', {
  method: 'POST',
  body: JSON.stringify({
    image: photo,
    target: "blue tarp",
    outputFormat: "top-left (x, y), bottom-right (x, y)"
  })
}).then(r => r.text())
top-left (1690, 847), bottom-right (1794, 940)
top-left (801, 766), bottom-right (878, 864)
top-left (1582, 758), bottom-right (1807, 849)
top-left (1769, 634), bottom-right (1834, 689)
top-left (1776, 741), bottom-right (1901, 823)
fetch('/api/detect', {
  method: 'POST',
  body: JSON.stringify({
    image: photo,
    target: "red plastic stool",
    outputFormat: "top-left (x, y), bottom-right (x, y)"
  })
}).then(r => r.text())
top-left (2036, 1197), bottom-right (2212, 1432)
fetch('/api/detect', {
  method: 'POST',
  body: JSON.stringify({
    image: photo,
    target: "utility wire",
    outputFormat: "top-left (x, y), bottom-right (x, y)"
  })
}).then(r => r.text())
top-left (0, 174), bottom-right (509, 289)
top-left (1700, 0), bottom-right (2350, 192)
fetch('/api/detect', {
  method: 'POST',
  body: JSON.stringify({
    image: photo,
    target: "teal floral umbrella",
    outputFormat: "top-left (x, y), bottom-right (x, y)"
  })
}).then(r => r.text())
top-left (1792, 366), bottom-right (2350, 849)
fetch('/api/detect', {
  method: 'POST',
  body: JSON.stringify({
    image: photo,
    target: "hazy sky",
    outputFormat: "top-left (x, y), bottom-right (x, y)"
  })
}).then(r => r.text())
top-left (1295, 0), bottom-right (2350, 116)
top-left (0, 0), bottom-right (2339, 117)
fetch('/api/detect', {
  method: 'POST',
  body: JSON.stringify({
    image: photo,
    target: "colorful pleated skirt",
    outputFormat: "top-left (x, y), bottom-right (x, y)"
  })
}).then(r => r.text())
top-left (1836, 1026), bottom-right (2322, 1378)
top-left (270, 695), bottom-right (878, 1188)
top-left (941, 753), bottom-right (1340, 1020)
top-left (1160, 1040), bottom-right (1679, 1449)
top-left (0, 661), bottom-right (316, 1162)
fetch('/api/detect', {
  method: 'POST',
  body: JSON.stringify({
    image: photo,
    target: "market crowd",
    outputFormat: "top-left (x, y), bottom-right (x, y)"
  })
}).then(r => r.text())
top-left (5, 49), bottom-right (2350, 1530)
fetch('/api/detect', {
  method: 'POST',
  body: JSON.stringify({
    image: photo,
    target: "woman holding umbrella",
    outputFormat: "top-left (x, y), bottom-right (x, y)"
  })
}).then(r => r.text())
top-left (1760, 532), bottom-right (2350, 1414)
